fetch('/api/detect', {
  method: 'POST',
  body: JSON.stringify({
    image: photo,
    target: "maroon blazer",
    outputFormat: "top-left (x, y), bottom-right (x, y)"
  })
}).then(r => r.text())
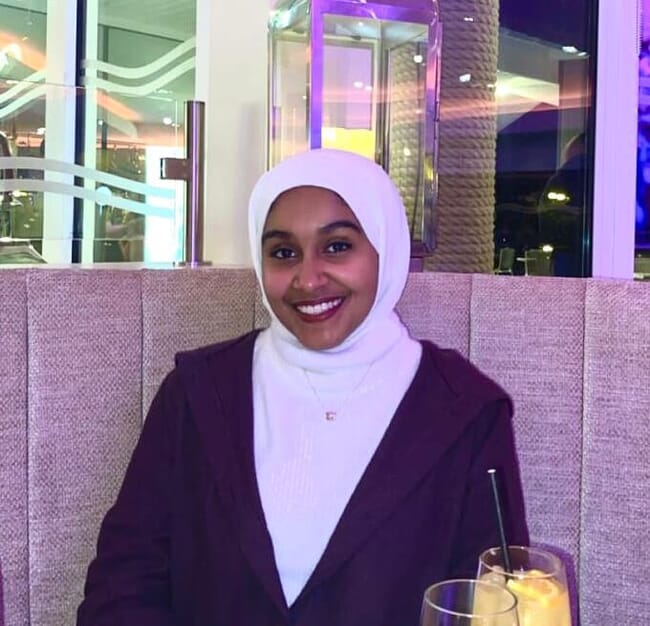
top-left (78, 331), bottom-right (529, 625)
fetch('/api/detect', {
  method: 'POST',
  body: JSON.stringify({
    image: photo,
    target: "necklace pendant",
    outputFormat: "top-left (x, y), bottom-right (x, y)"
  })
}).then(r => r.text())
top-left (325, 411), bottom-right (336, 421)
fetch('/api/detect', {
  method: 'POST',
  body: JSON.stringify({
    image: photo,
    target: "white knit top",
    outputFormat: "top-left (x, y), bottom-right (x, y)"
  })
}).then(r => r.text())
top-left (253, 329), bottom-right (421, 606)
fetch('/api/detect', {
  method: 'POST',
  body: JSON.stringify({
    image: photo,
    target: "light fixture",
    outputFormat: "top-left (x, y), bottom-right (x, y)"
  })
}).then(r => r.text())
top-left (353, 80), bottom-right (364, 89)
top-left (162, 116), bottom-right (173, 126)
top-left (95, 186), bottom-right (113, 207)
top-left (413, 54), bottom-right (424, 64)
top-left (463, 16), bottom-right (474, 22)
top-left (562, 45), bottom-right (579, 54)
top-left (403, 147), bottom-right (412, 157)
top-left (547, 191), bottom-right (570, 202)
top-left (458, 73), bottom-right (471, 83)
top-left (4, 43), bottom-right (22, 61)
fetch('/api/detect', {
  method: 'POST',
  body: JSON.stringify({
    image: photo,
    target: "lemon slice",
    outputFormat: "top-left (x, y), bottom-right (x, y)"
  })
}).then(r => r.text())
top-left (506, 571), bottom-right (561, 607)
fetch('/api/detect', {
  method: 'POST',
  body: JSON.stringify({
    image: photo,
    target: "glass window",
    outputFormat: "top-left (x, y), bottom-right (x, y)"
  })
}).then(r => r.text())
top-left (0, 2), bottom-right (48, 260)
top-left (0, 0), bottom-right (197, 265)
top-left (86, 1), bottom-right (197, 263)
top-left (637, 0), bottom-right (650, 277)
top-left (494, 0), bottom-right (595, 278)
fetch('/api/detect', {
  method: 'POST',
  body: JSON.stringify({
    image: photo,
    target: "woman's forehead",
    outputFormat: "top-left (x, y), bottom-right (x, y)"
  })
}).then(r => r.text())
top-left (271, 185), bottom-right (348, 209)
top-left (264, 185), bottom-right (362, 229)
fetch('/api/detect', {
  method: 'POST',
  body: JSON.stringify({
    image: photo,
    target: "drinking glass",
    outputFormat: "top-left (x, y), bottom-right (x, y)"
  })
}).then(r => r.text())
top-left (420, 579), bottom-right (520, 626)
top-left (477, 546), bottom-right (571, 626)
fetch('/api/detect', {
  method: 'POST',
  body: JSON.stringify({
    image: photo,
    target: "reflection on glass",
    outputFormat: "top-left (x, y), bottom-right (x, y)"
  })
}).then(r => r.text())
top-left (269, 37), bottom-right (309, 163)
top-left (494, 10), bottom-right (595, 277)
top-left (636, 1), bottom-right (650, 271)
top-left (0, 81), bottom-right (186, 265)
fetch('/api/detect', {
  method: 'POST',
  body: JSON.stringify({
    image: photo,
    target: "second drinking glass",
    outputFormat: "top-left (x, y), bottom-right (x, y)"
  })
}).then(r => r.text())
top-left (477, 546), bottom-right (571, 626)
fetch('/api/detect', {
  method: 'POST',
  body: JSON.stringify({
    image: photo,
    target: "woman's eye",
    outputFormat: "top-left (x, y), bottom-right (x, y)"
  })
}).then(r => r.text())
top-left (269, 246), bottom-right (296, 260)
top-left (325, 240), bottom-right (351, 254)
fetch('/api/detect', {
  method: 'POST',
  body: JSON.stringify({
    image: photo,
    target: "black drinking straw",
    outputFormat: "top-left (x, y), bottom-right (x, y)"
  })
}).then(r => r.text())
top-left (487, 468), bottom-right (513, 574)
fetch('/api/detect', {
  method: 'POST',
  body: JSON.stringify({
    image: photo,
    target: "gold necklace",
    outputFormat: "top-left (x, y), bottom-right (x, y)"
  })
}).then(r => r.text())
top-left (302, 363), bottom-right (375, 421)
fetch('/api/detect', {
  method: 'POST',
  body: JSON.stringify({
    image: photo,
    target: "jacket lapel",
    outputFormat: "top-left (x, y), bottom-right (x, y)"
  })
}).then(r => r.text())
top-left (177, 332), bottom-right (289, 617)
top-left (297, 342), bottom-right (492, 597)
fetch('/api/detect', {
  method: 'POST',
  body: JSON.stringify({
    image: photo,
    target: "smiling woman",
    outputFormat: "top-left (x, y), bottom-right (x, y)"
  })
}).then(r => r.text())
top-left (260, 185), bottom-right (379, 350)
top-left (78, 148), bottom-right (529, 626)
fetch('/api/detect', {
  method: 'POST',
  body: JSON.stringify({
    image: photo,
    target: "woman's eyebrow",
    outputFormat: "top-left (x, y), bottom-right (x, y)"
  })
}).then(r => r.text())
top-left (262, 220), bottom-right (361, 243)
top-left (319, 220), bottom-right (361, 234)
top-left (261, 229), bottom-right (290, 244)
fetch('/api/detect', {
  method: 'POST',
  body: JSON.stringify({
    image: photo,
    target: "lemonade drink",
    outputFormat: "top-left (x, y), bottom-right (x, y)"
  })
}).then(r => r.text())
top-left (478, 546), bottom-right (572, 626)
top-left (470, 581), bottom-right (521, 626)
top-left (504, 569), bottom-right (571, 626)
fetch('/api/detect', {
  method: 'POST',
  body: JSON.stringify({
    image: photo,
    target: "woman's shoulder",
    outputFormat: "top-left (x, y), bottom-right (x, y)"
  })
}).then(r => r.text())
top-left (418, 339), bottom-right (510, 405)
top-left (174, 329), bottom-right (260, 370)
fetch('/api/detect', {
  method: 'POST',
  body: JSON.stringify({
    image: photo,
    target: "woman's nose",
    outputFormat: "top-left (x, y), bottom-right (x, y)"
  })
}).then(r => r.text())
top-left (293, 255), bottom-right (327, 291)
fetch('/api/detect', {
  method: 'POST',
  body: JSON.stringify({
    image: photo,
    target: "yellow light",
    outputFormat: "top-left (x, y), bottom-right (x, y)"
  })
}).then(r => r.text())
top-left (547, 191), bottom-right (570, 202)
top-left (321, 127), bottom-right (375, 160)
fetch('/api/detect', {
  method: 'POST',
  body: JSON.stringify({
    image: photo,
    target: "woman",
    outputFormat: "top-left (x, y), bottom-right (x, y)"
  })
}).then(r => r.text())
top-left (78, 149), bottom-right (528, 625)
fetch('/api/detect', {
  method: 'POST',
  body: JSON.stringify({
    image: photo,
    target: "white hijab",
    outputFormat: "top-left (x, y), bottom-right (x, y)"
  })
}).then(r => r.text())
top-left (248, 148), bottom-right (415, 371)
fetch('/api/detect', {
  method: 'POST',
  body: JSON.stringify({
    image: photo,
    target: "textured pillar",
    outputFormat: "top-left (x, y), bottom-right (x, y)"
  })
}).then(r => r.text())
top-left (426, 0), bottom-right (499, 272)
top-left (389, 42), bottom-right (425, 242)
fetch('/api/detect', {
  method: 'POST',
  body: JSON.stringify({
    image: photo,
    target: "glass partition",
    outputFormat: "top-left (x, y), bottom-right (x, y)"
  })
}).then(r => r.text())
top-left (637, 0), bottom-right (650, 278)
top-left (270, 0), bottom-right (442, 254)
top-left (0, 82), bottom-right (185, 265)
top-left (0, 0), bottom-right (196, 266)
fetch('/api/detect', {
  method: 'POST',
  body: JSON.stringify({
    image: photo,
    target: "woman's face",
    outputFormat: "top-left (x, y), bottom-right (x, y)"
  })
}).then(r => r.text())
top-left (261, 185), bottom-right (379, 351)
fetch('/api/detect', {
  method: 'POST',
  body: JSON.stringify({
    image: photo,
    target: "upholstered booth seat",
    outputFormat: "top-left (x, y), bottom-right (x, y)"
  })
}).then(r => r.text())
top-left (0, 268), bottom-right (648, 625)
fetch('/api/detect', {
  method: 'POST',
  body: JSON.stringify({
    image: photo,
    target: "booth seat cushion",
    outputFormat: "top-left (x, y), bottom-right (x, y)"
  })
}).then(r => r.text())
top-left (142, 268), bottom-right (259, 412)
top-left (0, 271), bottom-right (28, 626)
top-left (26, 270), bottom-right (143, 626)
top-left (398, 273), bottom-right (472, 357)
top-left (469, 275), bottom-right (586, 574)
top-left (581, 280), bottom-right (650, 625)
top-left (1, 267), bottom-right (648, 626)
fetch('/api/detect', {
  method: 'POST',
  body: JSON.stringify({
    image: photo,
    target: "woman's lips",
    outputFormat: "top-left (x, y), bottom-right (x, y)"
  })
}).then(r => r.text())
top-left (293, 297), bottom-right (344, 322)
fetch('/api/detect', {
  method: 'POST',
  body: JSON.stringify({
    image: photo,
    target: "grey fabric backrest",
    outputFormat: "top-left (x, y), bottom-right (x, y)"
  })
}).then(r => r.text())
top-left (581, 280), bottom-right (650, 624)
top-left (0, 271), bottom-right (29, 626)
top-left (142, 268), bottom-right (259, 412)
top-left (469, 275), bottom-right (585, 625)
top-left (26, 271), bottom-right (143, 626)
top-left (0, 267), bottom-right (648, 626)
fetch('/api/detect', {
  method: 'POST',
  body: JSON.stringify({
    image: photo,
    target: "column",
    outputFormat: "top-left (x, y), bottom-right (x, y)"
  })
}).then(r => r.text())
top-left (42, 0), bottom-right (77, 263)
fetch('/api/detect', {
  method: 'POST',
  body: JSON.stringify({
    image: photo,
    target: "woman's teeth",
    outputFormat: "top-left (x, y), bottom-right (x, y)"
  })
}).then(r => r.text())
top-left (296, 298), bottom-right (343, 316)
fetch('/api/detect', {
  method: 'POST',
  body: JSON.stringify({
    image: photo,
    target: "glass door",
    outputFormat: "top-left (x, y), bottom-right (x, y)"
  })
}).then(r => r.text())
top-left (0, 0), bottom-right (197, 265)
